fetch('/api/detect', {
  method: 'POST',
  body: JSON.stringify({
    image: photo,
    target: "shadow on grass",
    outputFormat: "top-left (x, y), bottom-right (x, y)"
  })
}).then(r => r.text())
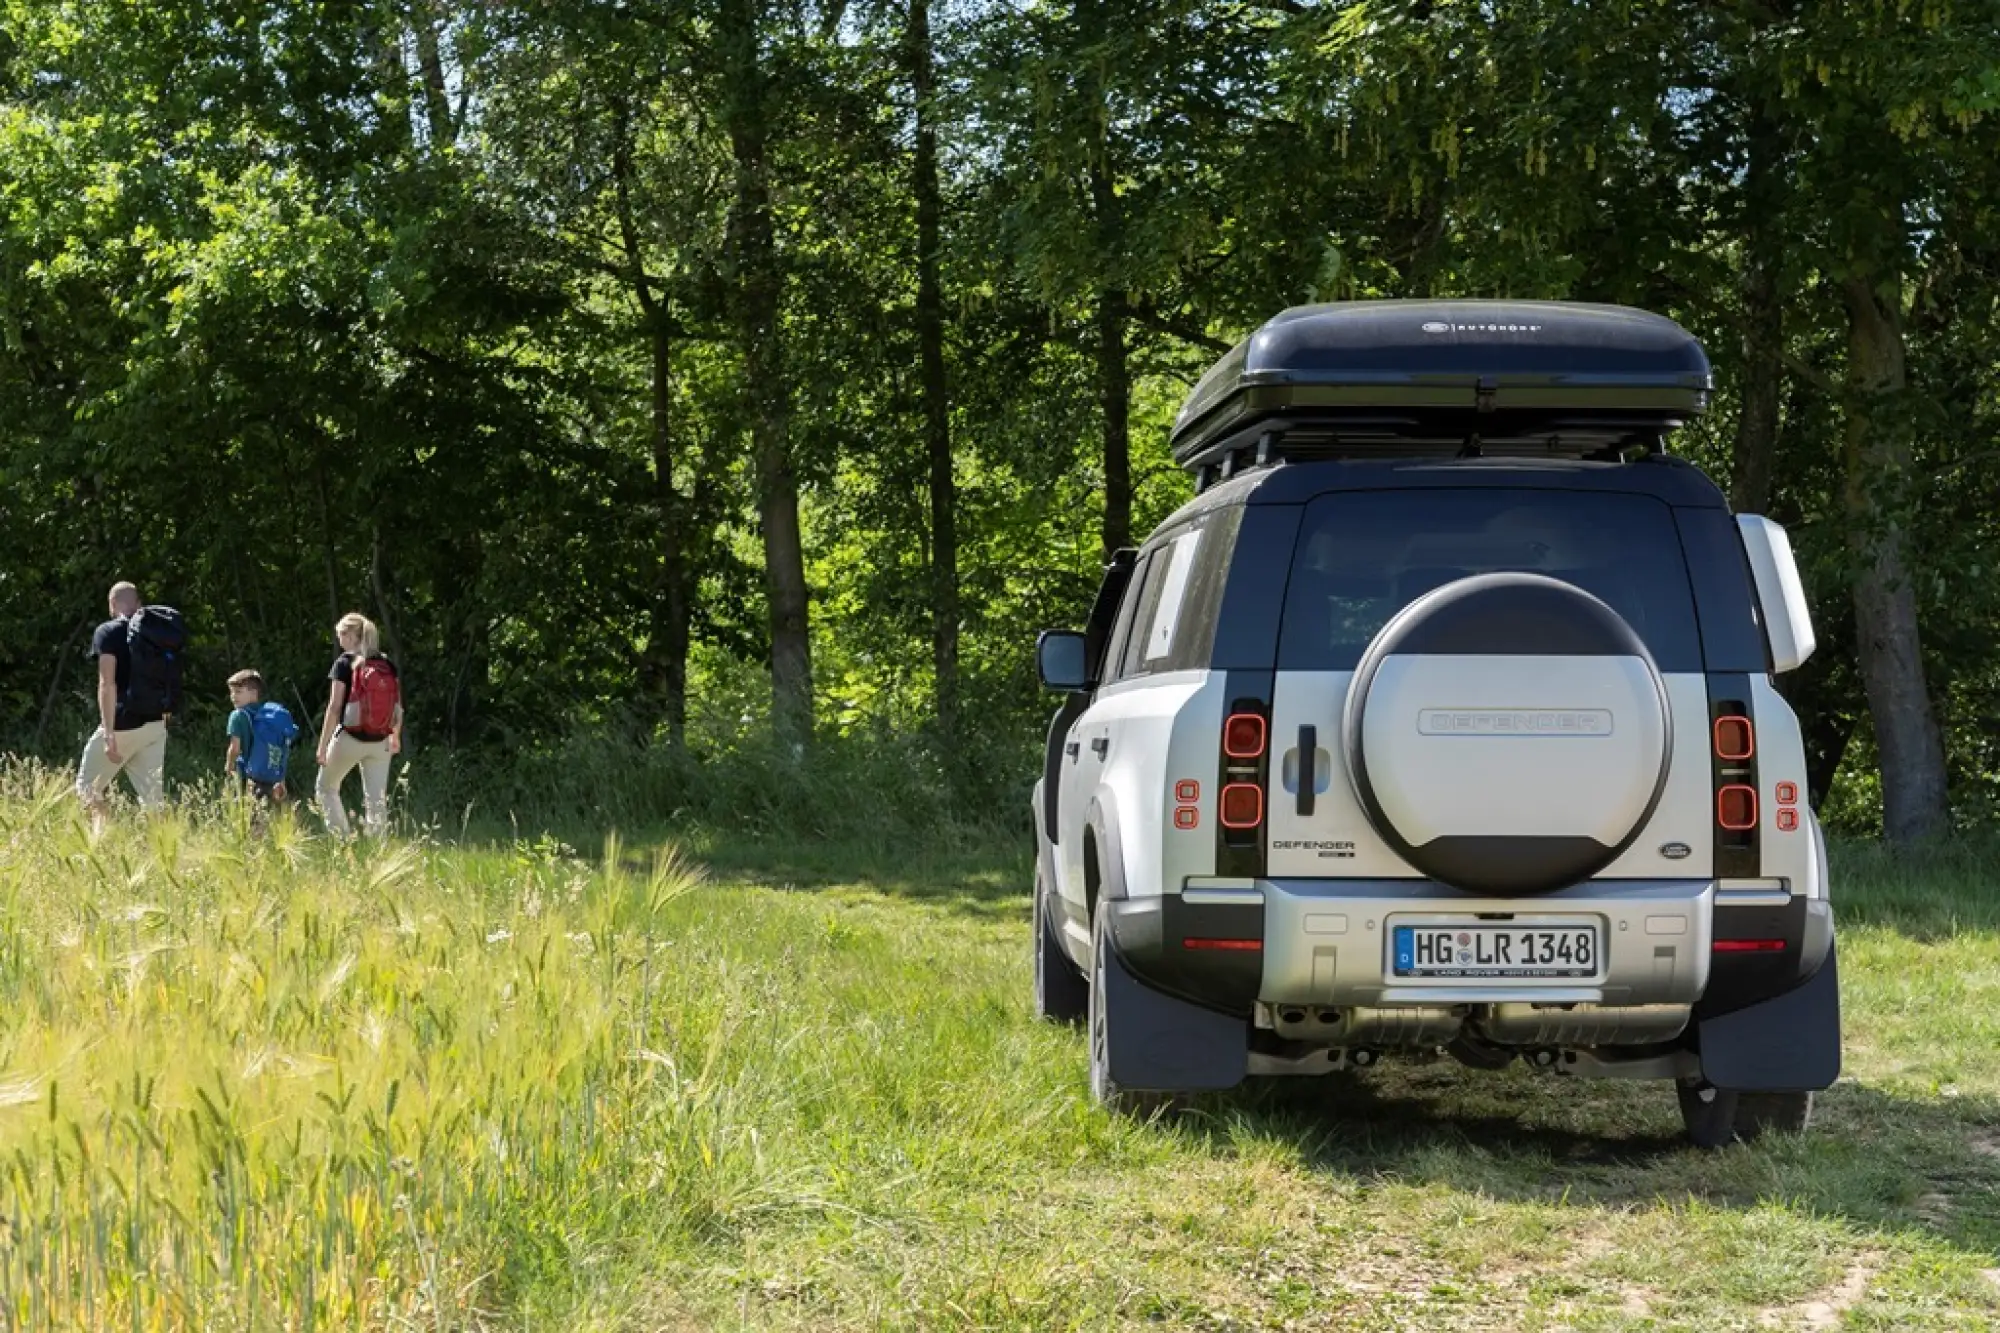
top-left (1170, 1062), bottom-right (2000, 1258)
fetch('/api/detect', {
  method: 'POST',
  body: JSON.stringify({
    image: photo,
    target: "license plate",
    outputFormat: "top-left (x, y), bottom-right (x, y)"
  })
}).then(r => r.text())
top-left (1390, 922), bottom-right (1601, 979)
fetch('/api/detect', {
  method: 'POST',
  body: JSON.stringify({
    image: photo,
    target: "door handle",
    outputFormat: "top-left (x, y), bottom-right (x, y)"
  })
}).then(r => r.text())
top-left (1298, 724), bottom-right (1317, 816)
top-left (1090, 736), bottom-right (1110, 759)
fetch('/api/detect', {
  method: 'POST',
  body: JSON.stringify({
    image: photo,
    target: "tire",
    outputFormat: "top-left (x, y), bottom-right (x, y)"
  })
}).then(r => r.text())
top-left (1033, 869), bottom-right (1088, 1026)
top-left (1087, 907), bottom-right (1173, 1118)
top-left (1676, 1079), bottom-right (1739, 1149)
top-left (1677, 1081), bottom-right (1815, 1148)
top-left (1735, 1091), bottom-right (1814, 1140)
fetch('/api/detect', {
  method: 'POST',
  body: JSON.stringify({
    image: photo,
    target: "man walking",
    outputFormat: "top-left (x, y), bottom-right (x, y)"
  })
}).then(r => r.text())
top-left (75, 581), bottom-right (177, 818)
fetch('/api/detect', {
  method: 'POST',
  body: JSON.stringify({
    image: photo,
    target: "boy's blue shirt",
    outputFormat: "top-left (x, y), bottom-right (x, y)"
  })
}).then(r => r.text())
top-left (227, 707), bottom-right (256, 773)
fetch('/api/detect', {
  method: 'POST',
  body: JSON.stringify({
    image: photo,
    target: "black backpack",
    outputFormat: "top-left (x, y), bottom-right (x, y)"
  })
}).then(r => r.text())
top-left (123, 605), bottom-right (187, 718)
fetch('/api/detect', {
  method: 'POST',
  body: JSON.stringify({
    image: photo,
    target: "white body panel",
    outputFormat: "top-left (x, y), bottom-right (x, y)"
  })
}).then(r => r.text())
top-left (1746, 675), bottom-right (1823, 899)
top-left (1054, 670), bottom-right (1225, 961)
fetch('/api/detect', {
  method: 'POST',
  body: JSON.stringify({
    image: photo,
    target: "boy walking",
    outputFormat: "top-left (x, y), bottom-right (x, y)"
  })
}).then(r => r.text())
top-left (224, 670), bottom-right (299, 806)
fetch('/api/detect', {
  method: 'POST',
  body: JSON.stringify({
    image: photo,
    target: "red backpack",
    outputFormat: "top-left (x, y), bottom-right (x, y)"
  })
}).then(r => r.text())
top-left (345, 656), bottom-right (401, 735)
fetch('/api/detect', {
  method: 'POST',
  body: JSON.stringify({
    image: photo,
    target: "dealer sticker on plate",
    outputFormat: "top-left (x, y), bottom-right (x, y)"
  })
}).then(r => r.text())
top-left (1391, 922), bottom-right (1600, 979)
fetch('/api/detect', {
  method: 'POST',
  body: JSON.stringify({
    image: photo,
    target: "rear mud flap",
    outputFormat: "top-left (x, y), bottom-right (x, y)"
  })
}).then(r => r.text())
top-left (1696, 939), bottom-right (1842, 1092)
top-left (1102, 935), bottom-right (1250, 1092)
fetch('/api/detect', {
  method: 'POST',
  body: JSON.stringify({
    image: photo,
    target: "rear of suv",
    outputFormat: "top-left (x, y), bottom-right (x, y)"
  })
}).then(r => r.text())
top-left (1030, 299), bottom-right (1839, 1149)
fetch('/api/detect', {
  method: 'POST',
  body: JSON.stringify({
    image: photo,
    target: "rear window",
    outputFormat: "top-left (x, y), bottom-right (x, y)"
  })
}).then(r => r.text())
top-left (1275, 488), bottom-right (1703, 672)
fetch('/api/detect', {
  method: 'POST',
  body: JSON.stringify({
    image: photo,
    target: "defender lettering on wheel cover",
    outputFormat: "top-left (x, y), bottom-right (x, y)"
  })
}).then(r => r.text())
top-left (1030, 298), bottom-right (1840, 1149)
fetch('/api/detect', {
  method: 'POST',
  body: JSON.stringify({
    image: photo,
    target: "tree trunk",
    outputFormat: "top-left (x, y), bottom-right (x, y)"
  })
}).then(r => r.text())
top-left (1095, 285), bottom-right (1132, 560)
top-left (369, 522), bottom-right (401, 657)
top-left (1729, 102), bottom-right (1784, 515)
top-left (445, 532), bottom-right (487, 746)
top-left (414, 0), bottom-right (455, 149)
top-left (909, 0), bottom-right (959, 742)
top-left (1842, 273), bottom-right (1949, 843)
top-left (313, 449), bottom-right (341, 625)
top-left (1079, 0), bottom-right (1131, 560)
top-left (723, 0), bottom-right (812, 749)
top-left (611, 97), bottom-right (694, 748)
top-left (647, 327), bottom-right (691, 747)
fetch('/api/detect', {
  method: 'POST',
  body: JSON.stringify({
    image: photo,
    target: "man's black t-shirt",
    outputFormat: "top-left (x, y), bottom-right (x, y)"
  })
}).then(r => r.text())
top-left (92, 618), bottom-right (161, 731)
top-left (330, 653), bottom-right (400, 742)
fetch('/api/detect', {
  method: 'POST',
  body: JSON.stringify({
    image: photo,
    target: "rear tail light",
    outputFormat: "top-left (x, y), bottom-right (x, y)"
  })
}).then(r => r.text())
top-left (1713, 938), bottom-right (1787, 953)
top-left (1717, 785), bottom-right (1758, 831)
top-left (1219, 783), bottom-right (1264, 829)
top-left (1182, 937), bottom-right (1262, 952)
top-left (1713, 715), bottom-right (1755, 761)
top-left (1215, 702), bottom-right (1270, 855)
top-left (1223, 713), bottom-right (1267, 759)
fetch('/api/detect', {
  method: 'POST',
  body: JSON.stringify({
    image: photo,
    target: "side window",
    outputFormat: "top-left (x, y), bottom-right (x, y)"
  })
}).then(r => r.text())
top-left (1136, 528), bottom-right (1202, 667)
top-left (1114, 506), bottom-right (1242, 681)
top-left (1100, 551), bottom-right (1155, 686)
top-left (1081, 548), bottom-right (1138, 683)
top-left (1162, 505), bottom-right (1240, 672)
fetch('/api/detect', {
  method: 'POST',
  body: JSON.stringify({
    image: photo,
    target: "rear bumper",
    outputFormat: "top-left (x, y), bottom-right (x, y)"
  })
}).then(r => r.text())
top-left (1106, 877), bottom-right (1831, 1019)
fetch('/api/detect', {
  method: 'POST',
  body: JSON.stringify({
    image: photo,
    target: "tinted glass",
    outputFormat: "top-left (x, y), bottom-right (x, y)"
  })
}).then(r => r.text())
top-left (1116, 505), bottom-right (1243, 679)
top-left (1162, 505), bottom-right (1241, 672)
top-left (1674, 507), bottom-right (1769, 673)
top-left (1276, 488), bottom-right (1703, 672)
top-left (1101, 550), bottom-right (1155, 684)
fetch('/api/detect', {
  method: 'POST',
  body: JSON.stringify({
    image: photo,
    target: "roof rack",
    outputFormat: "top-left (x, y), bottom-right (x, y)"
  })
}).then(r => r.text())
top-left (1172, 299), bottom-right (1711, 488)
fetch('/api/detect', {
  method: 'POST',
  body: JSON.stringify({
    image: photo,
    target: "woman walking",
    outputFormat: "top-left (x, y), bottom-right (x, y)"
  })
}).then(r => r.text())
top-left (316, 612), bottom-right (404, 839)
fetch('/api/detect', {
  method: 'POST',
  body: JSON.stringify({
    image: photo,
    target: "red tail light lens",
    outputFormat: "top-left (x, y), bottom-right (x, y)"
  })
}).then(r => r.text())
top-left (1717, 785), bottom-right (1758, 831)
top-left (1714, 716), bottom-right (1754, 761)
top-left (1182, 937), bottom-right (1263, 952)
top-left (1223, 713), bottom-right (1267, 759)
top-left (1713, 938), bottom-right (1787, 953)
top-left (1219, 782), bottom-right (1264, 829)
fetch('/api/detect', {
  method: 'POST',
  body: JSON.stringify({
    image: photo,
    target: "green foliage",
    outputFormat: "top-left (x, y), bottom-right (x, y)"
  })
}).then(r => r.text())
top-left (3, 0), bottom-right (2000, 827)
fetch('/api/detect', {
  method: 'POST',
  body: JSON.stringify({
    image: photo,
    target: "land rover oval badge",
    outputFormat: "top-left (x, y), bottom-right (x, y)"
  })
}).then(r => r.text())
top-left (1660, 842), bottom-right (1692, 861)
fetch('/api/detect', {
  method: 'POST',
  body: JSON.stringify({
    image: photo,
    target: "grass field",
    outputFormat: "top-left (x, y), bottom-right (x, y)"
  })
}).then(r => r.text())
top-left (0, 765), bottom-right (1996, 1331)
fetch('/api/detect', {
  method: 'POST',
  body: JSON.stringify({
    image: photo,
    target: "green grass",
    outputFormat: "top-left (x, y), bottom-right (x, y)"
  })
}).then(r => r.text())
top-left (1, 763), bottom-right (1997, 1331)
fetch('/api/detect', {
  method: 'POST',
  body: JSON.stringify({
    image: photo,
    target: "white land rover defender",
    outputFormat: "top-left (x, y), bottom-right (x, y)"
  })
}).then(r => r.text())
top-left (1030, 299), bottom-right (1839, 1149)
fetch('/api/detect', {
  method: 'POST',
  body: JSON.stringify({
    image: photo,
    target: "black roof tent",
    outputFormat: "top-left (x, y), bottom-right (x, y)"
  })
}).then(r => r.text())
top-left (1172, 300), bottom-right (1712, 487)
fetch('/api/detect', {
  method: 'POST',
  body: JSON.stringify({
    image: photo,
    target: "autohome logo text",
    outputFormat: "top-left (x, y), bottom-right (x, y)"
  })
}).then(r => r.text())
top-left (1418, 709), bottom-right (1613, 736)
top-left (1420, 321), bottom-right (1543, 333)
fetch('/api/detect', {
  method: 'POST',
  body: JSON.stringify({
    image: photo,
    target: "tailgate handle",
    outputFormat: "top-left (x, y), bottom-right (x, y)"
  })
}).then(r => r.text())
top-left (1297, 724), bottom-right (1317, 816)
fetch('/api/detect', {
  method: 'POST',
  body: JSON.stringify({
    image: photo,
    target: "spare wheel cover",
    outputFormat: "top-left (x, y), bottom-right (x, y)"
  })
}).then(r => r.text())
top-left (1342, 571), bottom-right (1671, 894)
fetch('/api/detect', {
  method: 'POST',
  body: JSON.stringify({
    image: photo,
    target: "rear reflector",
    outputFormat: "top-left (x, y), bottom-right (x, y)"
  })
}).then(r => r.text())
top-left (1182, 937), bottom-right (1263, 952)
top-left (1223, 713), bottom-right (1267, 759)
top-left (1714, 715), bottom-right (1754, 761)
top-left (1219, 782), bottom-right (1264, 828)
top-left (1717, 784), bottom-right (1757, 831)
top-left (1713, 938), bottom-right (1787, 953)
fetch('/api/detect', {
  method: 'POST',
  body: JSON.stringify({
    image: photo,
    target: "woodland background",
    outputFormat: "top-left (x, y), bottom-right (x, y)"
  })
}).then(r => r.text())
top-left (3, 0), bottom-right (1998, 844)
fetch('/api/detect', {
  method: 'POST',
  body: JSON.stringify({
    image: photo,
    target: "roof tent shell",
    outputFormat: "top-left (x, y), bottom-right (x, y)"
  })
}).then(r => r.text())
top-left (1171, 299), bottom-right (1712, 481)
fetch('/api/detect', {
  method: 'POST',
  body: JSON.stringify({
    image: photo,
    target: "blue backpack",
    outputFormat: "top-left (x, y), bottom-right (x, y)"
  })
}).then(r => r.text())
top-left (242, 702), bottom-right (299, 784)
